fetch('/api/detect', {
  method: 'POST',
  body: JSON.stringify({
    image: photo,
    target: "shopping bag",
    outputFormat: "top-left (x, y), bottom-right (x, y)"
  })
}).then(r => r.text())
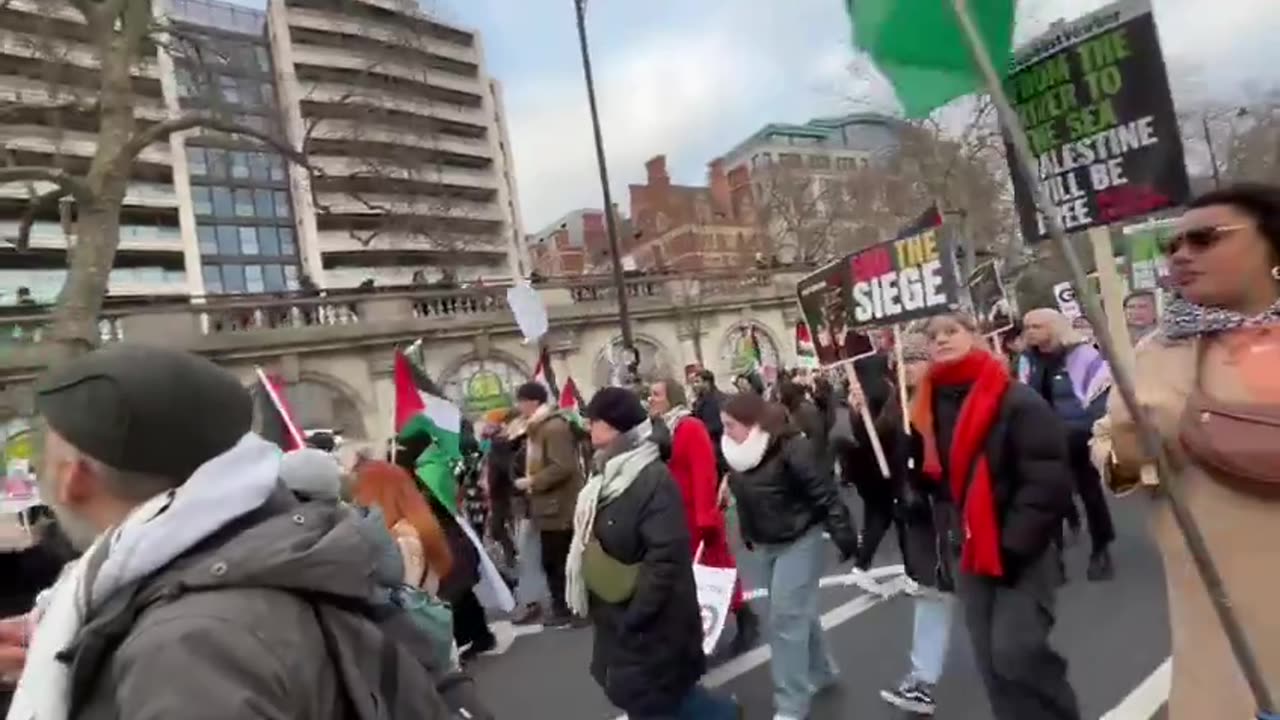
top-left (693, 543), bottom-right (737, 655)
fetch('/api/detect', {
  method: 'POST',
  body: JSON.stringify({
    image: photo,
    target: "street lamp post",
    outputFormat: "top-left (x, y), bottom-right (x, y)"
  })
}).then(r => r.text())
top-left (573, 0), bottom-right (636, 369)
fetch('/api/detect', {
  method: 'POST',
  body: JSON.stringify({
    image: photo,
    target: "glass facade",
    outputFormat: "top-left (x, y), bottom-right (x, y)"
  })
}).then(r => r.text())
top-left (171, 2), bottom-right (301, 295)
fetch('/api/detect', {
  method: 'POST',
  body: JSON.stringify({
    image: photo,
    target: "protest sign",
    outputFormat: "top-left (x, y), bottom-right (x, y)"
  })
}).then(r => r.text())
top-left (1122, 217), bottom-right (1175, 290)
top-left (1006, 0), bottom-right (1189, 242)
top-left (1054, 281), bottom-right (1083, 319)
top-left (796, 219), bottom-right (958, 362)
top-left (693, 560), bottom-right (737, 655)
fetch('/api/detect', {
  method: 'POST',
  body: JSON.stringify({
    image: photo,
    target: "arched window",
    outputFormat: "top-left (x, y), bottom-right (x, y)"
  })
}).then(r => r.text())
top-left (720, 322), bottom-right (781, 379)
top-left (252, 378), bottom-right (366, 439)
top-left (592, 336), bottom-right (672, 389)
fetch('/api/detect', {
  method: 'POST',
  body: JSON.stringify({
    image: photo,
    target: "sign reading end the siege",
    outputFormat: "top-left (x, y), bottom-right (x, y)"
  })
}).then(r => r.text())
top-left (1006, 0), bottom-right (1190, 242)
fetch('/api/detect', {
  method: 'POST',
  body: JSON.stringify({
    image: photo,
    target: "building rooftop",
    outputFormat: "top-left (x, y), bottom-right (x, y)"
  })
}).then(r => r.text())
top-left (717, 111), bottom-right (908, 166)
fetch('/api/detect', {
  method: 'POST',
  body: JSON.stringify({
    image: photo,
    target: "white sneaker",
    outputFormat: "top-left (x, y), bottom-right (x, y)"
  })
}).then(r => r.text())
top-left (848, 568), bottom-right (888, 597)
top-left (486, 620), bottom-right (516, 656)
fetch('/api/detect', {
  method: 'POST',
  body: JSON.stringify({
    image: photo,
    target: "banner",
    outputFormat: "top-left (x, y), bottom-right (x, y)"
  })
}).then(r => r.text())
top-left (1006, 0), bottom-right (1189, 242)
top-left (1122, 217), bottom-right (1175, 290)
top-left (693, 563), bottom-right (737, 655)
top-left (796, 212), bottom-right (958, 366)
top-left (1054, 281), bottom-right (1083, 320)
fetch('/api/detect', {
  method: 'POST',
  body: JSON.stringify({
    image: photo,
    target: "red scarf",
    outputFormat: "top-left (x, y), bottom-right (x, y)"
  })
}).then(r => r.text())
top-left (910, 349), bottom-right (1010, 578)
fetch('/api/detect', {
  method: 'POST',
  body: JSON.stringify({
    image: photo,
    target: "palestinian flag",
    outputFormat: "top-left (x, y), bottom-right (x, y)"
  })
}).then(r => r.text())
top-left (532, 345), bottom-right (560, 399)
top-left (559, 376), bottom-right (585, 413)
top-left (393, 350), bottom-right (462, 508)
top-left (796, 321), bottom-right (819, 369)
top-left (254, 366), bottom-right (304, 451)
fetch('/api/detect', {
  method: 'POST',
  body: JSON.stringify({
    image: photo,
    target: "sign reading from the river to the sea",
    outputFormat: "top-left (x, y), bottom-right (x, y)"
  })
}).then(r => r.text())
top-left (797, 210), bottom-right (958, 366)
top-left (1006, 0), bottom-right (1189, 242)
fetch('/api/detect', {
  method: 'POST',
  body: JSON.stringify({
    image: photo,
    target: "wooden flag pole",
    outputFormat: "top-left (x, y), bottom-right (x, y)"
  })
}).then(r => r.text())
top-left (948, 0), bottom-right (1274, 712)
top-left (841, 363), bottom-right (891, 479)
top-left (893, 324), bottom-right (910, 435)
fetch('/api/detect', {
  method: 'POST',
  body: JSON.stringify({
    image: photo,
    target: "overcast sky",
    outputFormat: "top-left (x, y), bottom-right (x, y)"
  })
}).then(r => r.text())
top-left (234, 0), bottom-right (1280, 232)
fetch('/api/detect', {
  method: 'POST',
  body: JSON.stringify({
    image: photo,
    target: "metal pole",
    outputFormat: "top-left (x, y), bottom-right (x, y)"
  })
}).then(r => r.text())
top-left (574, 0), bottom-right (635, 358)
top-left (948, 0), bottom-right (1274, 712)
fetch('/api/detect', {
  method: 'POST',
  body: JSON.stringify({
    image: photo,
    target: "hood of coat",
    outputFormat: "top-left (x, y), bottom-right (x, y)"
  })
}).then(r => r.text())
top-left (77, 488), bottom-right (380, 645)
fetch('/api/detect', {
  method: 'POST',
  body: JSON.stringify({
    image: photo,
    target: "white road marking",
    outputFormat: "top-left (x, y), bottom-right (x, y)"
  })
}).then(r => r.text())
top-left (1100, 657), bottom-right (1171, 720)
top-left (610, 575), bottom-right (909, 720)
top-left (510, 564), bottom-right (907, 638)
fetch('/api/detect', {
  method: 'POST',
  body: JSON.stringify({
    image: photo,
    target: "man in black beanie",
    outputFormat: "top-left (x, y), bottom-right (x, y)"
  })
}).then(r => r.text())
top-left (7, 345), bottom-right (452, 719)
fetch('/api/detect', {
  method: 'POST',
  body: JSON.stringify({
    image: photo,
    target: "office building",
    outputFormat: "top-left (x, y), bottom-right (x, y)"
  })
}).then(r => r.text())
top-left (0, 0), bottom-right (525, 303)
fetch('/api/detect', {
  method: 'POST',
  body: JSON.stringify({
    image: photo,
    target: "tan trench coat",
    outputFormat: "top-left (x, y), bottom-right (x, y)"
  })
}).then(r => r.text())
top-left (1092, 330), bottom-right (1280, 720)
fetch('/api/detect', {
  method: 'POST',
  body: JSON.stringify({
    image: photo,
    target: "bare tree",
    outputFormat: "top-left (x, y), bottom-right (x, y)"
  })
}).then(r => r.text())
top-left (0, 0), bottom-right (308, 360)
top-left (1180, 90), bottom-right (1280, 189)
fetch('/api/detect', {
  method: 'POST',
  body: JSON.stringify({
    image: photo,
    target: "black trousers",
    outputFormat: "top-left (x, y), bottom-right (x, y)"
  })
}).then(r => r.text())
top-left (1069, 443), bottom-right (1116, 553)
top-left (958, 550), bottom-right (1082, 720)
top-left (856, 492), bottom-right (896, 570)
top-left (453, 588), bottom-right (494, 648)
top-left (540, 529), bottom-right (573, 616)
top-left (489, 494), bottom-right (517, 568)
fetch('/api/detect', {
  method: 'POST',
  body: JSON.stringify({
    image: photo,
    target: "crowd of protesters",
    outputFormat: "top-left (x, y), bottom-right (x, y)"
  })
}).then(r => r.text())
top-left (0, 183), bottom-right (1277, 720)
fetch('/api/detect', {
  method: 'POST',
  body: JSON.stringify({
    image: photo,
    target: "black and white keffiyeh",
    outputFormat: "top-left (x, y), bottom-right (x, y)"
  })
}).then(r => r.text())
top-left (1161, 291), bottom-right (1280, 339)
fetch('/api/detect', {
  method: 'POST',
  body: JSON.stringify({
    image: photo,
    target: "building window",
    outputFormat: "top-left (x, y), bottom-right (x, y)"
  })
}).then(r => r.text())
top-left (207, 149), bottom-right (228, 179)
top-left (234, 189), bottom-right (254, 217)
top-left (779, 153), bottom-right (802, 168)
top-left (238, 226), bottom-right (259, 255)
top-left (263, 264), bottom-right (286, 291)
top-left (808, 154), bottom-right (831, 170)
top-left (245, 264), bottom-right (264, 293)
top-left (221, 264), bottom-right (246, 293)
top-left (216, 225), bottom-right (239, 255)
top-left (187, 146), bottom-right (207, 176)
top-left (279, 227), bottom-right (295, 254)
top-left (192, 186), bottom-right (212, 215)
top-left (211, 187), bottom-right (233, 216)
top-left (274, 191), bottom-right (291, 218)
top-left (836, 157), bottom-right (857, 171)
top-left (253, 189), bottom-right (274, 217)
top-left (203, 265), bottom-right (223, 293)
top-left (259, 226), bottom-right (279, 255)
top-left (198, 226), bottom-right (217, 253)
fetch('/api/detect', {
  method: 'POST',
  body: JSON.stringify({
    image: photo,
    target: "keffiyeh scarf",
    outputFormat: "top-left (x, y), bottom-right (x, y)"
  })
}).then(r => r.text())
top-left (1162, 291), bottom-right (1280, 339)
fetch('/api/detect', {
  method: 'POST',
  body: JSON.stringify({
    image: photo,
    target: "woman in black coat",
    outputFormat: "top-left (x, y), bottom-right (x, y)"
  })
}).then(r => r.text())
top-left (720, 393), bottom-right (857, 720)
top-left (572, 388), bottom-right (739, 719)
top-left (914, 312), bottom-right (1081, 720)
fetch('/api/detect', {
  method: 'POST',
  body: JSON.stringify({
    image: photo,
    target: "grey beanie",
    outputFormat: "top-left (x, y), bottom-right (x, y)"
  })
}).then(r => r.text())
top-left (279, 448), bottom-right (343, 501)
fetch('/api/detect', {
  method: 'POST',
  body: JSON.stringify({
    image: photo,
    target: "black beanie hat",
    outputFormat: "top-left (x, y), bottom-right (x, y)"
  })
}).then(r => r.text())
top-left (34, 344), bottom-right (252, 480)
top-left (585, 387), bottom-right (647, 433)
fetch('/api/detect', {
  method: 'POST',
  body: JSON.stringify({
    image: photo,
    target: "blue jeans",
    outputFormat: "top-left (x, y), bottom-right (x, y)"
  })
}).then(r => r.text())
top-left (630, 685), bottom-right (739, 720)
top-left (908, 591), bottom-right (956, 685)
top-left (749, 527), bottom-right (838, 718)
top-left (515, 518), bottom-right (548, 606)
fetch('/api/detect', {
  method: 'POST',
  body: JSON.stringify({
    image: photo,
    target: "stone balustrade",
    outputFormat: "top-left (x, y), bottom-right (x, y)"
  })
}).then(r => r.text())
top-left (0, 267), bottom-right (807, 377)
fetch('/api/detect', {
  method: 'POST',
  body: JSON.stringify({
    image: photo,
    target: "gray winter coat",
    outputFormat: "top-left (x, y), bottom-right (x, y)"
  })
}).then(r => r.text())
top-left (62, 487), bottom-right (451, 720)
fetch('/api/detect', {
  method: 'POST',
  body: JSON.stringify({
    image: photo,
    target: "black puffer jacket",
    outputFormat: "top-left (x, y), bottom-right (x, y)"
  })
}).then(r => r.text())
top-left (933, 381), bottom-right (1074, 571)
top-left (727, 429), bottom-right (858, 557)
top-left (589, 457), bottom-right (705, 716)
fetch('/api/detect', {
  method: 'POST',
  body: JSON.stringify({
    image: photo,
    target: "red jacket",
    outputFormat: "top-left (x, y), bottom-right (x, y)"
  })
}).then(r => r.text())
top-left (667, 416), bottom-right (724, 546)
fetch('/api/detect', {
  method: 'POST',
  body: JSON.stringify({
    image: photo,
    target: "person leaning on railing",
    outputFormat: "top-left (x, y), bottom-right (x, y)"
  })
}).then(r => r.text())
top-left (1091, 183), bottom-right (1280, 720)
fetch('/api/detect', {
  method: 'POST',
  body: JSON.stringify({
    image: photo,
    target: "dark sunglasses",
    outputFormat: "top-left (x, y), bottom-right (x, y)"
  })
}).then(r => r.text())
top-left (1160, 224), bottom-right (1249, 256)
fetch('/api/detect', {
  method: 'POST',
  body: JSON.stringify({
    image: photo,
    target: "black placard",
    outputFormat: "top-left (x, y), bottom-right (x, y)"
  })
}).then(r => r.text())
top-left (1006, 0), bottom-right (1189, 242)
top-left (796, 209), bottom-right (959, 367)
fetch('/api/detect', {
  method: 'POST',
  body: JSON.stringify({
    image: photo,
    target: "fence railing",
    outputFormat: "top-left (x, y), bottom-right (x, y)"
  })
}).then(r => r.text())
top-left (0, 267), bottom-right (800, 346)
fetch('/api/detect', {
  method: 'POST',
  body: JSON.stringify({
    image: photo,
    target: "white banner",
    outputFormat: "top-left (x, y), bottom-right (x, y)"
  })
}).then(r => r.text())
top-left (1054, 281), bottom-right (1083, 320)
top-left (693, 563), bottom-right (737, 655)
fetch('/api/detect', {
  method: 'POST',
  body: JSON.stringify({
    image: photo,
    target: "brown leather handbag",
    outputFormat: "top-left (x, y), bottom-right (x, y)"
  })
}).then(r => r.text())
top-left (1178, 341), bottom-right (1280, 498)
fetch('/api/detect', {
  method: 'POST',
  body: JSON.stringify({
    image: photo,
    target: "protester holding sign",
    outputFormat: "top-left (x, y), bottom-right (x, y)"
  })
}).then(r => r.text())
top-left (1091, 184), bottom-right (1280, 720)
top-left (914, 312), bottom-right (1080, 720)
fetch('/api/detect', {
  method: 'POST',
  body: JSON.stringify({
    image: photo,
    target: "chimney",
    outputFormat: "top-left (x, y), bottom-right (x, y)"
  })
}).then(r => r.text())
top-left (645, 155), bottom-right (669, 189)
top-left (707, 158), bottom-right (731, 219)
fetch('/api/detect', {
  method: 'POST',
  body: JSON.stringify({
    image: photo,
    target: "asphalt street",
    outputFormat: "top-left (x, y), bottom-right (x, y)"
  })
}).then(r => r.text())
top-left (471, 491), bottom-right (1172, 719)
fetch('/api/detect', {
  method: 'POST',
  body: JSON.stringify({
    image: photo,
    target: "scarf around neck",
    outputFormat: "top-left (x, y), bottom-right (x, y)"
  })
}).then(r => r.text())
top-left (7, 433), bottom-right (281, 720)
top-left (911, 350), bottom-right (1010, 578)
top-left (566, 420), bottom-right (660, 616)
top-left (1162, 291), bottom-right (1280, 339)
top-left (721, 426), bottom-right (771, 473)
top-left (662, 405), bottom-right (692, 431)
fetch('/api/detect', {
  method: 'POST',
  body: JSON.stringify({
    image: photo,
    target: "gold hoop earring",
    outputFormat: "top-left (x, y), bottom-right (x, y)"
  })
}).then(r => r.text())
top-left (1272, 266), bottom-right (1280, 281)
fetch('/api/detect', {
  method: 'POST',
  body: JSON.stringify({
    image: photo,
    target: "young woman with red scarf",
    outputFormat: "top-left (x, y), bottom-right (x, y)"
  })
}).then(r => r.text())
top-left (912, 313), bottom-right (1081, 720)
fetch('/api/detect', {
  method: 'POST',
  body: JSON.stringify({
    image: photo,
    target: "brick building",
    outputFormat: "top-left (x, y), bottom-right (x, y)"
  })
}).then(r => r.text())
top-left (625, 155), bottom-right (761, 272)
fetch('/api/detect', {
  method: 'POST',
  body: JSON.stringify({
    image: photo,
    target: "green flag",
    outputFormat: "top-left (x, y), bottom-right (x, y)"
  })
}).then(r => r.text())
top-left (846, 0), bottom-right (1016, 118)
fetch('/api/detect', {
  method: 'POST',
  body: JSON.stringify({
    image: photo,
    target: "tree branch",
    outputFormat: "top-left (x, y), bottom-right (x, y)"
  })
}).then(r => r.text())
top-left (10, 187), bottom-right (70, 251)
top-left (0, 167), bottom-right (95, 203)
top-left (120, 114), bottom-right (312, 171)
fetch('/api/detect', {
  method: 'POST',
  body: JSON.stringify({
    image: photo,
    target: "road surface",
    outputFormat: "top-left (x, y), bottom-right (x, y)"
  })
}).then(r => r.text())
top-left (471, 491), bottom-right (1172, 719)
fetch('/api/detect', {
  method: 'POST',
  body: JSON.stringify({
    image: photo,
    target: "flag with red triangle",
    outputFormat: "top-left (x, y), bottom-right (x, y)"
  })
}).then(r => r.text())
top-left (393, 350), bottom-right (462, 508)
top-left (254, 366), bottom-right (304, 451)
top-left (796, 321), bottom-right (819, 369)
top-left (532, 345), bottom-right (560, 400)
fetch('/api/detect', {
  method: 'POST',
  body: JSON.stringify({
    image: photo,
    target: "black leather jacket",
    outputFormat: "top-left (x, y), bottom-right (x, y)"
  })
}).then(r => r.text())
top-left (727, 430), bottom-right (858, 557)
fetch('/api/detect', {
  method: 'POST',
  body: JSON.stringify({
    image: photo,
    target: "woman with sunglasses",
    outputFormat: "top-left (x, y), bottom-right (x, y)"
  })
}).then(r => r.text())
top-left (1093, 183), bottom-right (1280, 720)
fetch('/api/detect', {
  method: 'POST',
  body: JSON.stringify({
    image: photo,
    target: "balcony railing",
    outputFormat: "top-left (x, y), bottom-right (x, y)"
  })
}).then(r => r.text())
top-left (0, 268), bottom-right (804, 356)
